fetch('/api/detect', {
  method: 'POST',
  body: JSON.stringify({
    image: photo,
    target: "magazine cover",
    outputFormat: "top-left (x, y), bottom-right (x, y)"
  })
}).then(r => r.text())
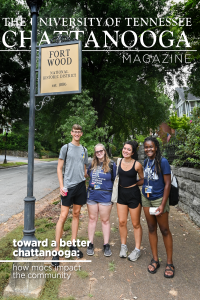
top-left (0, 0), bottom-right (200, 299)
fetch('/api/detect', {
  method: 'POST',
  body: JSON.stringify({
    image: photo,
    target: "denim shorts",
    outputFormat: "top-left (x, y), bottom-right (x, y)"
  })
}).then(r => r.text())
top-left (87, 199), bottom-right (112, 206)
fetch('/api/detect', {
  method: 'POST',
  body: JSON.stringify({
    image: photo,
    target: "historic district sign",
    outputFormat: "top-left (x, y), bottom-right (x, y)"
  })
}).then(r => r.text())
top-left (37, 40), bottom-right (82, 96)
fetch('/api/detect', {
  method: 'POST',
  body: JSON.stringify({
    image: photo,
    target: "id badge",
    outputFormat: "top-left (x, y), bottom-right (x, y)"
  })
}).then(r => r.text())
top-left (94, 184), bottom-right (101, 190)
top-left (145, 185), bottom-right (153, 194)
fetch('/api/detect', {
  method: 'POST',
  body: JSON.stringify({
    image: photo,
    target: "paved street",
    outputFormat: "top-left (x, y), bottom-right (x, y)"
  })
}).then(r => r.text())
top-left (0, 159), bottom-right (59, 223)
top-left (0, 155), bottom-right (28, 163)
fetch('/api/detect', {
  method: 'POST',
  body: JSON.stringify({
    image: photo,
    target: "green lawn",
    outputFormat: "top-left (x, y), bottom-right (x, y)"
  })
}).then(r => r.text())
top-left (0, 203), bottom-right (75, 300)
top-left (39, 158), bottom-right (58, 162)
top-left (0, 162), bottom-right (27, 168)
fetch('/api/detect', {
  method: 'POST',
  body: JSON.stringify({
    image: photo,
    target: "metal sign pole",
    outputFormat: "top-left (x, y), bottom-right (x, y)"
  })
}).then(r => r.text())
top-left (20, 0), bottom-right (44, 254)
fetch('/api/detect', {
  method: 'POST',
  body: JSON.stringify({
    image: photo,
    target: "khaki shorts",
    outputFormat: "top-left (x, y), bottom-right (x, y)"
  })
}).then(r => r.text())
top-left (141, 194), bottom-right (170, 213)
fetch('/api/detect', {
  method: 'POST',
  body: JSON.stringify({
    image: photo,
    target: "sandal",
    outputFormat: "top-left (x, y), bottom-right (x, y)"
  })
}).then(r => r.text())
top-left (148, 258), bottom-right (160, 274)
top-left (164, 264), bottom-right (175, 278)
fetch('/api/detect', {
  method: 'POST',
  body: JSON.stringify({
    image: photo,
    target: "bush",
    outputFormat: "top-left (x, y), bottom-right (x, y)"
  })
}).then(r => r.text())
top-left (0, 132), bottom-right (28, 151)
top-left (34, 140), bottom-right (42, 153)
top-left (135, 134), bottom-right (147, 144)
top-left (173, 107), bottom-right (200, 168)
top-left (168, 112), bottom-right (190, 133)
top-left (40, 150), bottom-right (58, 158)
top-left (0, 133), bottom-right (45, 157)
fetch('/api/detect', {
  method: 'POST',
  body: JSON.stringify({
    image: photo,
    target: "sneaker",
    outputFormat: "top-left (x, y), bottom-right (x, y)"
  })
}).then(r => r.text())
top-left (87, 243), bottom-right (94, 256)
top-left (119, 244), bottom-right (128, 258)
top-left (128, 249), bottom-right (141, 262)
top-left (103, 244), bottom-right (112, 257)
top-left (70, 246), bottom-right (83, 258)
top-left (52, 253), bottom-right (59, 267)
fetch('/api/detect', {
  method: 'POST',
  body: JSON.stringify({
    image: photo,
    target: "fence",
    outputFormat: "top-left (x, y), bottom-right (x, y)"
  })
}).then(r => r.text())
top-left (161, 142), bottom-right (182, 164)
top-left (161, 141), bottom-right (199, 168)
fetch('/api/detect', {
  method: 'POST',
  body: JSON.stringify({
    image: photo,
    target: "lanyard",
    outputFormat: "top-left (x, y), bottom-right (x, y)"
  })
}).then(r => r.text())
top-left (146, 159), bottom-right (155, 187)
top-left (93, 164), bottom-right (102, 184)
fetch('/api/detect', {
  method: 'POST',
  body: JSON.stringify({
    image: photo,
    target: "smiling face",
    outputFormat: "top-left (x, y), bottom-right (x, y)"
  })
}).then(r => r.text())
top-left (95, 145), bottom-right (105, 162)
top-left (71, 129), bottom-right (83, 142)
top-left (144, 140), bottom-right (157, 159)
top-left (122, 144), bottom-right (133, 159)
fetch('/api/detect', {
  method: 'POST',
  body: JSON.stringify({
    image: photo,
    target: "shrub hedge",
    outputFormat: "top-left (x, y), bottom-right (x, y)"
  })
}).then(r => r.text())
top-left (0, 132), bottom-right (42, 155)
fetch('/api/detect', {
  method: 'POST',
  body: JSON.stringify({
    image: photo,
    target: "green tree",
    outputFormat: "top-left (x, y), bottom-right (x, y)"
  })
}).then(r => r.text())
top-left (57, 91), bottom-right (110, 156)
top-left (37, 0), bottom-right (180, 142)
top-left (0, 0), bottom-right (31, 126)
top-left (172, 0), bottom-right (200, 96)
top-left (168, 112), bottom-right (190, 132)
top-left (1, 0), bottom-right (190, 151)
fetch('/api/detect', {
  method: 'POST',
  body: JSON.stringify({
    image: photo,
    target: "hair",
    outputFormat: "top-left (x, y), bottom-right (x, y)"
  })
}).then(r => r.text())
top-left (72, 124), bottom-right (82, 131)
top-left (143, 136), bottom-right (162, 174)
top-left (91, 143), bottom-right (111, 173)
top-left (124, 140), bottom-right (138, 160)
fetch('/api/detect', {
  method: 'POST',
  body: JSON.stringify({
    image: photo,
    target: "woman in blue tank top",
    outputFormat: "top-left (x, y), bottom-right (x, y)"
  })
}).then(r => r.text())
top-left (117, 140), bottom-right (144, 261)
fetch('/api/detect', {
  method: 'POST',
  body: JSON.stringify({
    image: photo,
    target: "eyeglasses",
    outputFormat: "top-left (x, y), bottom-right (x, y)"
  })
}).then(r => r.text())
top-left (72, 130), bottom-right (82, 134)
top-left (95, 150), bottom-right (104, 154)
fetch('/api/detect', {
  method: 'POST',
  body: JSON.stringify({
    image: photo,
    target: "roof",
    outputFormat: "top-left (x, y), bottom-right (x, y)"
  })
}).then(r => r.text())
top-left (175, 87), bottom-right (200, 101)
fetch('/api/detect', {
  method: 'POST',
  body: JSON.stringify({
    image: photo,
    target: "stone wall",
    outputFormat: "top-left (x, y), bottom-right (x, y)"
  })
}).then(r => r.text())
top-left (171, 166), bottom-right (200, 227)
top-left (138, 144), bottom-right (146, 165)
top-left (0, 150), bottom-right (39, 158)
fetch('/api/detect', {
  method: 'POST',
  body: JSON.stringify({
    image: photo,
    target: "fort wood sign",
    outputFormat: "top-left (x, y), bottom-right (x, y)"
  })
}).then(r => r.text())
top-left (37, 40), bottom-right (82, 96)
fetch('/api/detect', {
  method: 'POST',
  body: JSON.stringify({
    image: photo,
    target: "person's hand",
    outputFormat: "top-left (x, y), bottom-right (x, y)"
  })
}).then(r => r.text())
top-left (60, 187), bottom-right (66, 197)
top-left (155, 204), bottom-right (164, 216)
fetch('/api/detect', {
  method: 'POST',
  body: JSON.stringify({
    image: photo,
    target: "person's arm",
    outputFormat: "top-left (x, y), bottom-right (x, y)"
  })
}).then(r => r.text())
top-left (112, 162), bottom-right (117, 180)
top-left (57, 158), bottom-right (66, 196)
top-left (135, 161), bottom-right (144, 186)
top-left (156, 174), bottom-right (171, 216)
top-left (84, 149), bottom-right (89, 178)
top-left (84, 164), bottom-right (88, 178)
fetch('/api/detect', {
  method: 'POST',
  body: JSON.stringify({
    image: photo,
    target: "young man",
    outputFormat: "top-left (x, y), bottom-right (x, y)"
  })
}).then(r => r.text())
top-left (52, 124), bottom-right (88, 266)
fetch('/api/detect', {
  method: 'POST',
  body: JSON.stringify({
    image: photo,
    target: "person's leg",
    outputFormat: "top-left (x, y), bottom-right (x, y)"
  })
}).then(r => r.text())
top-left (99, 204), bottom-right (112, 244)
top-left (129, 204), bottom-right (142, 250)
top-left (55, 205), bottom-right (70, 251)
top-left (87, 203), bottom-right (99, 243)
top-left (156, 212), bottom-right (174, 277)
top-left (143, 207), bottom-right (159, 272)
top-left (71, 204), bottom-right (82, 241)
top-left (117, 203), bottom-right (129, 244)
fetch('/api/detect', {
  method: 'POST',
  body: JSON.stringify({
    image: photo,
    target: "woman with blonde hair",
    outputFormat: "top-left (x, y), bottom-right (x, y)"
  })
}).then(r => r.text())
top-left (86, 144), bottom-right (116, 257)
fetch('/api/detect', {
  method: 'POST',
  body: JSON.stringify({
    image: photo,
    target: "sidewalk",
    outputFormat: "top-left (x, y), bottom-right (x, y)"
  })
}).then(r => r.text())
top-left (0, 188), bottom-right (60, 239)
top-left (1, 189), bottom-right (200, 300)
top-left (58, 204), bottom-right (200, 300)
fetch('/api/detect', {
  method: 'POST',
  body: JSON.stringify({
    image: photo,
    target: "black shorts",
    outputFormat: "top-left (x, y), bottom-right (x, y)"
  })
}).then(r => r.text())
top-left (117, 185), bottom-right (141, 209)
top-left (61, 181), bottom-right (87, 207)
